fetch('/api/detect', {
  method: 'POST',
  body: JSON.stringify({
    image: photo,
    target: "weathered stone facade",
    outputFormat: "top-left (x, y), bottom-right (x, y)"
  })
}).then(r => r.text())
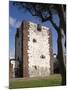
top-left (15, 21), bottom-right (53, 78)
top-left (9, 59), bottom-right (15, 78)
top-left (9, 62), bottom-right (13, 78)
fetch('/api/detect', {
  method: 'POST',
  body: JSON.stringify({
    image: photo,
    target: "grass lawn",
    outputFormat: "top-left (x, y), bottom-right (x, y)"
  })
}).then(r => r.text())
top-left (9, 74), bottom-right (62, 89)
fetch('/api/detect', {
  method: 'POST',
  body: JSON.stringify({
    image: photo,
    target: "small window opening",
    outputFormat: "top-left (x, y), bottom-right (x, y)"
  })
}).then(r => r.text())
top-left (37, 24), bottom-right (41, 32)
top-left (16, 28), bottom-right (19, 38)
top-left (40, 55), bottom-right (45, 59)
top-left (33, 39), bottom-right (37, 42)
top-left (34, 66), bottom-right (37, 70)
top-left (17, 57), bottom-right (19, 61)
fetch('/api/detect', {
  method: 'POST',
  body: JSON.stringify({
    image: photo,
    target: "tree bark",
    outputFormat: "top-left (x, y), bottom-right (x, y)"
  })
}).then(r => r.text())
top-left (50, 18), bottom-right (66, 85)
top-left (57, 29), bottom-right (66, 85)
top-left (57, 5), bottom-right (66, 47)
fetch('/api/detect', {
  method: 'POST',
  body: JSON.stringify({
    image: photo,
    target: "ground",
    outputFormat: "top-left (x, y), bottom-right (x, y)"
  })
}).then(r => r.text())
top-left (9, 74), bottom-right (62, 89)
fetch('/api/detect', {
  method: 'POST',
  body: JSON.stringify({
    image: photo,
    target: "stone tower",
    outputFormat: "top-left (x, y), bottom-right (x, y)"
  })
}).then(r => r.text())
top-left (15, 21), bottom-right (53, 78)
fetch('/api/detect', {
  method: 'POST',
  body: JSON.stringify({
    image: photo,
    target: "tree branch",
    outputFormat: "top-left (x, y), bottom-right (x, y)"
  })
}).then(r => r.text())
top-left (48, 9), bottom-right (59, 32)
top-left (50, 18), bottom-right (59, 32)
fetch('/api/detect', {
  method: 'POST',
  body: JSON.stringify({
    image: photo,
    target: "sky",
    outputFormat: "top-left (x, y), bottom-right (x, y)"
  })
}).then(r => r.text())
top-left (9, 1), bottom-right (59, 58)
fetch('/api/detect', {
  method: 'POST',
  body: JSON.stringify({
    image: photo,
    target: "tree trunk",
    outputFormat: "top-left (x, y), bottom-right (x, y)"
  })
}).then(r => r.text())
top-left (58, 5), bottom-right (66, 47)
top-left (57, 29), bottom-right (66, 85)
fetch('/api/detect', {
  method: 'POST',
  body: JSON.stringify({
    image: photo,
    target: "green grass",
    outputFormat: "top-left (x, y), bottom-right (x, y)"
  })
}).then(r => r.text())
top-left (9, 74), bottom-right (62, 89)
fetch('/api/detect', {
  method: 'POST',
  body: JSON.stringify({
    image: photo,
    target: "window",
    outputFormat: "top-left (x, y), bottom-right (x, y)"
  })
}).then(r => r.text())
top-left (37, 24), bottom-right (41, 32)
top-left (40, 55), bottom-right (45, 59)
top-left (33, 39), bottom-right (37, 42)
top-left (17, 57), bottom-right (19, 61)
top-left (34, 66), bottom-right (37, 70)
top-left (16, 28), bottom-right (19, 38)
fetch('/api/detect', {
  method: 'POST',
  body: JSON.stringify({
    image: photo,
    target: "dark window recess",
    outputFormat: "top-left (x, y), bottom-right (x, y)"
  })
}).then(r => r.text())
top-left (33, 39), bottom-right (37, 42)
top-left (16, 28), bottom-right (19, 38)
top-left (40, 55), bottom-right (45, 59)
top-left (34, 66), bottom-right (37, 70)
top-left (37, 24), bottom-right (41, 31)
top-left (17, 57), bottom-right (19, 61)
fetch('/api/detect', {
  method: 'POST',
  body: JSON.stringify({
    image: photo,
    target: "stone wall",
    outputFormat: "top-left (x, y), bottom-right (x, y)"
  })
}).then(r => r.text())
top-left (9, 62), bottom-right (13, 78)
top-left (15, 21), bottom-right (53, 78)
top-left (27, 22), bottom-right (53, 77)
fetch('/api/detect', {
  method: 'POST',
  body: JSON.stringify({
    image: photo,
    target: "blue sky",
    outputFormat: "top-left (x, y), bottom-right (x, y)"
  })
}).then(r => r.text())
top-left (9, 1), bottom-right (59, 58)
